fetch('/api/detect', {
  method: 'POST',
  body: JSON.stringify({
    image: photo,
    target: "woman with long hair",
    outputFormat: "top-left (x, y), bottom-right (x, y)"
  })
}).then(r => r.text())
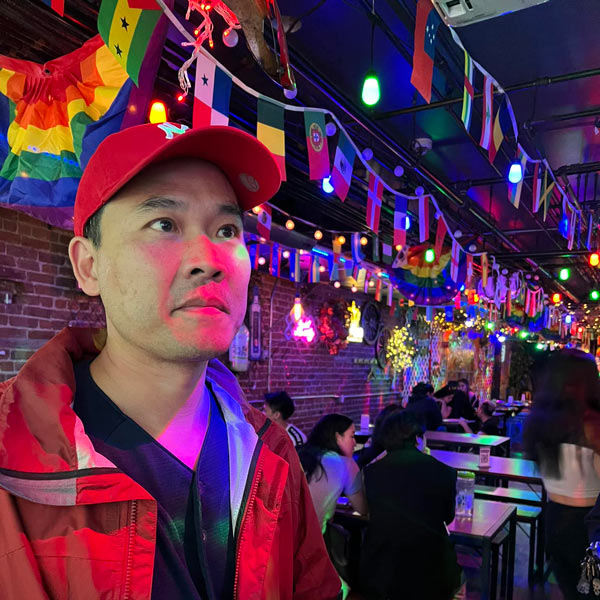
top-left (298, 414), bottom-right (367, 533)
top-left (524, 349), bottom-right (600, 599)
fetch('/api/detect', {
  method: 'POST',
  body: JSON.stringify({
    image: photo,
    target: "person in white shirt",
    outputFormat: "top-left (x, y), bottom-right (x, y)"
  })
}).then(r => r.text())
top-left (263, 391), bottom-right (307, 447)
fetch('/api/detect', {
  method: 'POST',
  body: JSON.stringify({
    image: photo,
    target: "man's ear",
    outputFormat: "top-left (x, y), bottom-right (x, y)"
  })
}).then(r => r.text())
top-left (68, 236), bottom-right (101, 297)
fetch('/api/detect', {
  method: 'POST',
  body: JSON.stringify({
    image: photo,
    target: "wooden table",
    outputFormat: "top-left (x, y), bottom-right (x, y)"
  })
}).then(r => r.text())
top-left (425, 430), bottom-right (512, 456)
top-left (430, 449), bottom-right (546, 580)
top-left (449, 500), bottom-right (517, 600)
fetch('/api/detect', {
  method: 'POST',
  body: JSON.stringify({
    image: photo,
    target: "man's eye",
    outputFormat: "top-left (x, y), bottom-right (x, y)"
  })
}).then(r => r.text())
top-left (149, 219), bottom-right (177, 233)
top-left (217, 224), bottom-right (239, 239)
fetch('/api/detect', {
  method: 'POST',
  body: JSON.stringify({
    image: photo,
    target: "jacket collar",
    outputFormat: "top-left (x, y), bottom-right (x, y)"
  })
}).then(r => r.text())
top-left (0, 327), bottom-right (261, 516)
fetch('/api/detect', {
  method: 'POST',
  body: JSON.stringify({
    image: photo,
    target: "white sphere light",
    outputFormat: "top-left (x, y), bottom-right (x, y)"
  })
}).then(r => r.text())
top-left (325, 122), bottom-right (337, 137)
top-left (222, 28), bottom-right (239, 47)
top-left (415, 186), bottom-right (425, 197)
top-left (468, 244), bottom-right (477, 252)
top-left (362, 148), bottom-right (374, 160)
top-left (394, 165), bottom-right (405, 177)
top-left (454, 230), bottom-right (463, 239)
top-left (284, 88), bottom-right (297, 100)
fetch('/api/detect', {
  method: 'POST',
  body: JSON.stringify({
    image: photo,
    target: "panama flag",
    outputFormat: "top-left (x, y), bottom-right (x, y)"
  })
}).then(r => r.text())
top-left (419, 195), bottom-right (429, 243)
top-left (331, 130), bottom-right (355, 201)
top-left (367, 173), bottom-right (384, 233)
top-left (461, 51), bottom-right (474, 131)
top-left (480, 76), bottom-right (493, 150)
top-left (193, 51), bottom-right (232, 128)
top-left (256, 204), bottom-right (272, 240)
top-left (394, 195), bottom-right (407, 248)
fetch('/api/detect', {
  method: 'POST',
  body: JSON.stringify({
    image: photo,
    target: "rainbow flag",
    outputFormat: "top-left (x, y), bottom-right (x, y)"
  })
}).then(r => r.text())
top-left (0, 35), bottom-right (150, 229)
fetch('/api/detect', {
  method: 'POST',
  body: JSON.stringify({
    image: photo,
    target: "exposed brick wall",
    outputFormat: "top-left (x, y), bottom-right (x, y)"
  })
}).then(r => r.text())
top-left (0, 208), bottom-right (105, 378)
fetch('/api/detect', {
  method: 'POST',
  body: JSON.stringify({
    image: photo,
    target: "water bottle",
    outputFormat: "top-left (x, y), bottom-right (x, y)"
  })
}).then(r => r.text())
top-left (455, 471), bottom-right (475, 518)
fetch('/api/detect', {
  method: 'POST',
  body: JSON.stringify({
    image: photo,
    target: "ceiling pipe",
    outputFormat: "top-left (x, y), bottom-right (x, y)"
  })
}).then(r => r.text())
top-left (374, 67), bottom-right (600, 120)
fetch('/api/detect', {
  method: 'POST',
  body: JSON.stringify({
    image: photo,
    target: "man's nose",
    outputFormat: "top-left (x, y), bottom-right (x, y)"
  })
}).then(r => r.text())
top-left (184, 235), bottom-right (226, 283)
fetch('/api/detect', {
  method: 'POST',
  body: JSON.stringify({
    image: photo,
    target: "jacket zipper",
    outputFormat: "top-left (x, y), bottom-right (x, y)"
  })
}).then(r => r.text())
top-left (232, 467), bottom-right (262, 600)
top-left (123, 500), bottom-right (138, 600)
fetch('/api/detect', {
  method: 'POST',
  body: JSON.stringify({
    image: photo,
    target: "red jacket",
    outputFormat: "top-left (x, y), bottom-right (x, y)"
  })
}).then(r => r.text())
top-left (0, 328), bottom-right (340, 600)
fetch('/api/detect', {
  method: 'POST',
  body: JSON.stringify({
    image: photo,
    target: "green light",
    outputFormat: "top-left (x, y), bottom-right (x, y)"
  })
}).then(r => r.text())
top-left (559, 267), bottom-right (570, 281)
top-left (519, 330), bottom-right (528, 339)
top-left (591, 290), bottom-right (600, 301)
top-left (424, 248), bottom-right (435, 263)
top-left (361, 70), bottom-right (381, 106)
top-left (486, 321), bottom-right (495, 331)
top-left (536, 343), bottom-right (544, 350)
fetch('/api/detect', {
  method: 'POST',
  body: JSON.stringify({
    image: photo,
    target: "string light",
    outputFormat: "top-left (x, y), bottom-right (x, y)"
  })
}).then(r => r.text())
top-left (424, 248), bottom-right (435, 263)
top-left (337, 236), bottom-right (346, 245)
top-left (282, 250), bottom-right (290, 259)
top-left (334, 281), bottom-right (341, 288)
top-left (258, 256), bottom-right (266, 266)
top-left (559, 267), bottom-right (570, 281)
top-left (368, 280), bottom-right (375, 287)
top-left (322, 176), bottom-right (334, 194)
top-left (176, 93), bottom-right (185, 103)
top-left (319, 265), bottom-right (326, 273)
top-left (252, 206), bottom-right (261, 214)
top-left (590, 253), bottom-right (600, 267)
top-left (148, 101), bottom-right (167, 124)
top-left (314, 230), bottom-right (323, 240)
top-left (552, 293), bottom-right (562, 304)
top-left (351, 285), bottom-right (357, 293)
top-left (285, 219), bottom-right (295, 230)
top-left (508, 162), bottom-right (523, 184)
top-left (395, 244), bottom-right (403, 251)
top-left (386, 326), bottom-right (416, 371)
top-left (360, 236), bottom-right (368, 246)
top-left (361, 70), bottom-right (380, 106)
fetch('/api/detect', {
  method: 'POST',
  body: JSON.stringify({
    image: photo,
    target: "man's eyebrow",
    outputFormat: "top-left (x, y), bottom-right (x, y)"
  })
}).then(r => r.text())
top-left (134, 196), bottom-right (186, 213)
top-left (218, 204), bottom-right (243, 221)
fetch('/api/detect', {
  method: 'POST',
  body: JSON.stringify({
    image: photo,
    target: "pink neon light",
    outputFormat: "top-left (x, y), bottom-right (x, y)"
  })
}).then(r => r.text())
top-left (293, 318), bottom-right (316, 343)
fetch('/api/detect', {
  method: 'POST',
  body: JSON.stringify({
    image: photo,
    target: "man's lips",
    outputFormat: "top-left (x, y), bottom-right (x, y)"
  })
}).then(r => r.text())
top-left (177, 296), bottom-right (229, 314)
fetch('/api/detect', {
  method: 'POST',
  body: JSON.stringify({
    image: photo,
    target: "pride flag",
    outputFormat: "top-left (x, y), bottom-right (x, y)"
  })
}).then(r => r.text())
top-left (0, 35), bottom-right (152, 229)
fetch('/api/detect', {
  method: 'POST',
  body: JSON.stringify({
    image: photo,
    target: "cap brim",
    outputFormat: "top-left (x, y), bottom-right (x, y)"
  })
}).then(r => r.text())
top-left (110, 126), bottom-right (281, 212)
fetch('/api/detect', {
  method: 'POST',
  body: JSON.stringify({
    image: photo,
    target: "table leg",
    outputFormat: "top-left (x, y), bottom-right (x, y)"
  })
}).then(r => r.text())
top-left (536, 487), bottom-right (547, 581)
top-left (506, 510), bottom-right (516, 600)
top-left (482, 537), bottom-right (491, 600)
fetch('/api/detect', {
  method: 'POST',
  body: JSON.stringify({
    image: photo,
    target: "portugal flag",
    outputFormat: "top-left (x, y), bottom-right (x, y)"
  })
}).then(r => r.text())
top-left (304, 110), bottom-right (329, 180)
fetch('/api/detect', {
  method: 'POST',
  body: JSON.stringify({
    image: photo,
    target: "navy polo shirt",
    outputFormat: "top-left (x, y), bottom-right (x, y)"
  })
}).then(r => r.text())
top-left (73, 360), bottom-right (235, 600)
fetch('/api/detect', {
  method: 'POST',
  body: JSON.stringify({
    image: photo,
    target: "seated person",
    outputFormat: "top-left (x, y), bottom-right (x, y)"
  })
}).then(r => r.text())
top-left (436, 385), bottom-right (476, 421)
top-left (458, 377), bottom-right (478, 409)
top-left (360, 412), bottom-right (461, 600)
top-left (298, 414), bottom-right (367, 534)
top-left (458, 401), bottom-right (500, 435)
top-left (405, 382), bottom-right (443, 431)
top-left (356, 403), bottom-right (402, 468)
top-left (263, 390), bottom-right (307, 447)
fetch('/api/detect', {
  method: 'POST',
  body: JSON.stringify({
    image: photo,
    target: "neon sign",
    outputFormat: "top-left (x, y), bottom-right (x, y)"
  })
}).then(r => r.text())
top-left (293, 318), bottom-right (317, 343)
top-left (347, 301), bottom-right (364, 343)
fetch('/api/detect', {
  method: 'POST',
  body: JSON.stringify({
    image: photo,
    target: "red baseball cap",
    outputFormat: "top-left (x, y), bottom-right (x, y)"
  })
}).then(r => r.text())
top-left (73, 122), bottom-right (282, 237)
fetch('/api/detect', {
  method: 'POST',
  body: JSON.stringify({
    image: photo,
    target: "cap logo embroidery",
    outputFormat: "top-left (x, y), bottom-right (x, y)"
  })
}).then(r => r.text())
top-left (239, 173), bottom-right (260, 192)
top-left (157, 123), bottom-right (189, 139)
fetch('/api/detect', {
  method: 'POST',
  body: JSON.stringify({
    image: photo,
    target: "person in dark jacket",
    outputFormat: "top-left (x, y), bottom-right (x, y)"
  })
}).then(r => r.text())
top-left (458, 401), bottom-right (501, 435)
top-left (436, 386), bottom-right (477, 421)
top-left (360, 411), bottom-right (461, 600)
top-left (356, 403), bottom-right (402, 468)
top-left (405, 382), bottom-right (443, 431)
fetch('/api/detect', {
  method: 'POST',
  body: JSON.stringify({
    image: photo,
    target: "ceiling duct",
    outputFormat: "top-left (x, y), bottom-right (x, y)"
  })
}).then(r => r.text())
top-left (431, 0), bottom-right (550, 27)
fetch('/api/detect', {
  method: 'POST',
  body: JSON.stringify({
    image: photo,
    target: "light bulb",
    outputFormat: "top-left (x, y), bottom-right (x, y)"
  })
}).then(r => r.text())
top-left (337, 236), bottom-right (346, 245)
top-left (362, 148), bottom-right (373, 160)
top-left (322, 176), bottom-right (334, 194)
top-left (222, 28), bottom-right (239, 47)
top-left (285, 219), bottom-right (295, 230)
top-left (325, 122), bottom-right (337, 137)
top-left (508, 161), bottom-right (523, 184)
top-left (258, 256), bottom-right (266, 266)
top-left (394, 165), bottom-right (404, 177)
top-left (148, 100), bottom-right (167, 124)
top-left (252, 206), bottom-right (261, 214)
top-left (361, 70), bottom-right (380, 106)
top-left (282, 250), bottom-right (290, 259)
top-left (314, 230), bottom-right (323, 240)
top-left (351, 285), bottom-right (357, 293)
top-left (319, 265), bottom-right (326, 273)
top-left (334, 281), bottom-right (341, 288)
top-left (360, 236), bottom-right (368, 246)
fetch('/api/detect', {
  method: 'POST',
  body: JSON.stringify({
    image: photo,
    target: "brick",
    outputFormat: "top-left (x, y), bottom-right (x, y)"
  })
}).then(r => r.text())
top-left (26, 272), bottom-right (55, 285)
top-left (27, 306), bottom-right (54, 319)
top-left (55, 276), bottom-right (76, 289)
top-left (0, 254), bottom-right (16, 267)
top-left (28, 330), bottom-right (55, 340)
top-left (0, 327), bottom-right (25, 339)
top-left (41, 264), bottom-right (58, 275)
top-left (9, 315), bottom-right (39, 328)
top-left (10, 349), bottom-right (34, 360)
top-left (24, 237), bottom-right (52, 251)
top-left (0, 361), bottom-right (15, 372)
top-left (6, 245), bottom-right (38, 260)
top-left (37, 251), bottom-right (65, 266)
top-left (17, 258), bottom-right (41, 272)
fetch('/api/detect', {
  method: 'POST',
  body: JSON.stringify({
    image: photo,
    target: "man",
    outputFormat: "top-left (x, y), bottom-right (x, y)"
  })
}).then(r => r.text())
top-left (0, 123), bottom-right (340, 600)
top-left (264, 391), bottom-right (307, 447)
top-left (405, 382), bottom-right (442, 432)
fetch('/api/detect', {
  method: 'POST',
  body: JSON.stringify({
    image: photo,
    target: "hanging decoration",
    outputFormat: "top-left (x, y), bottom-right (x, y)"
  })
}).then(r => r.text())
top-left (285, 295), bottom-right (318, 345)
top-left (347, 301), bottom-right (365, 343)
top-left (318, 299), bottom-right (350, 355)
top-left (386, 326), bottom-right (416, 371)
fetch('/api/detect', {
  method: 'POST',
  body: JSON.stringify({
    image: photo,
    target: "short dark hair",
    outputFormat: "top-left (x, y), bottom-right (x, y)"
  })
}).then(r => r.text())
top-left (458, 378), bottom-right (469, 388)
top-left (83, 204), bottom-right (106, 248)
top-left (480, 401), bottom-right (495, 418)
top-left (412, 382), bottom-right (434, 396)
top-left (264, 391), bottom-right (295, 420)
top-left (380, 411), bottom-right (424, 452)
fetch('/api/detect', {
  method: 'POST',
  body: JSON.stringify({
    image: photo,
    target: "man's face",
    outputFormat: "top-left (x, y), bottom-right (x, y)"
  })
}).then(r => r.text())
top-left (83, 158), bottom-right (251, 362)
top-left (263, 404), bottom-right (282, 425)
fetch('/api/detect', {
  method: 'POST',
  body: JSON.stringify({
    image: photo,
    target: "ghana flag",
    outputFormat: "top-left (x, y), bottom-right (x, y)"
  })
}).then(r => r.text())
top-left (0, 35), bottom-right (152, 229)
top-left (391, 242), bottom-right (466, 305)
top-left (98, 0), bottom-right (162, 86)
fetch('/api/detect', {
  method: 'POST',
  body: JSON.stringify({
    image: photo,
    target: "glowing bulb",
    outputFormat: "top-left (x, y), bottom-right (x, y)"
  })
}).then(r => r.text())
top-left (360, 236), bottom-right (368, 246)
top-left (415, 186), bottom-right (425, 197)
top-left (565, 314), bottom-right (573, 324)
top-left (559, 267), bottom-right (570, 281)
top-left (508, 162), bottom-right (523, 184)
top-left (590, 253), bottom-right (600, 267)
top-left (334, 281), bottom-right (341, 288)
top-left (322, 176), bottom-right (334, 194)
top-left (148, 100), bottom-right (167, 124)
top-left (368, 280), bottom-right (375, 288)
top-left (319, 265), bottom-right (326, 273)
top-left (424, 248), bottom-right (435, 263)
top-left (337, 236), bottom-right (346, 245)
top-left (176, 93), bottom-right (185, 103)
top-left (285, 219), bottom-right (295, 230)
top-left (258, 256), bottom-right (266, 266)
top-left (222, 28), bottom-right (238, 47)
top-left (454, 230), bottom-right (463, 239)
top-left (252, 206), bottom-right (261, 214)
top-left (395, 244), bottom-right (403, 251)
top-left (282, 250), bottom-right (290, 259)
top-left (362, 148), bottom-right (373, 160)
top-left (498, 335), bottom-right (506, 343)
top-left (325, 122), bottom-right (337, 137)
top-left (293, 296), bottom-right (303, 321)
top-left (404, 216), bottom-right (411, 230)
top-left (591, 290), bottom-right (600, 301)
top-left (394, 165), bottom-right (404, 177)
top-left (314, 229), bottom-right (323, 240)
top-left (552, 293), bottom-right (562, 304)
top-left (361, 70), bottom-right (380, 106)
top-left (351, 285), bottom-right (357, 293)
